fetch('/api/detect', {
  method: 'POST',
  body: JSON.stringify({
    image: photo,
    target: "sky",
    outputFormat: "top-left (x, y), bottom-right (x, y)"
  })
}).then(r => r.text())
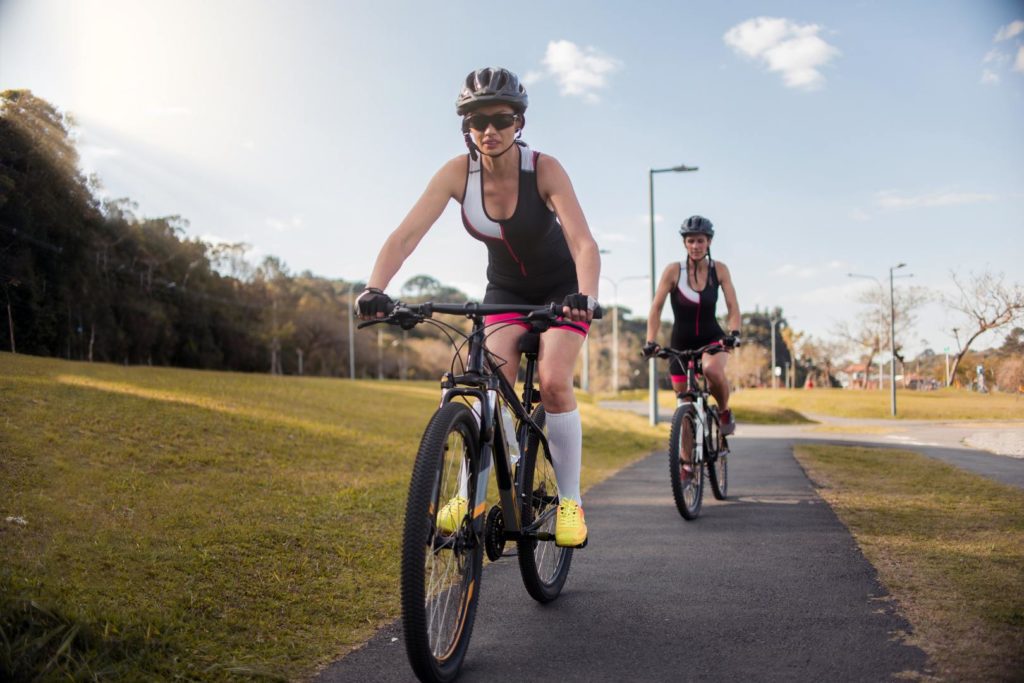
top-left (2, 0), bottom-right (1023, 359)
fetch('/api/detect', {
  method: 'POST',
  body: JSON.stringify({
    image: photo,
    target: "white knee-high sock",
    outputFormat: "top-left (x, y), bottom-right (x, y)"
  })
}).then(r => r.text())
top-left (545, 408), bottom-right (582, 505)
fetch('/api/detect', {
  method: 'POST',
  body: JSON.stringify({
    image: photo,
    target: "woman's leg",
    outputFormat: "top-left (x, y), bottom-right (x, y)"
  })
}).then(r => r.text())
top-left (702, 351), bottom-right (730, 410)
top-left (538, 328), bottom-right (588, 546)
top-left (537, 329), bottom-right (585, 503)
top-left (702, 350), bottom-right (735, 434)
top-left (484, 321), bottom-right (526, 388)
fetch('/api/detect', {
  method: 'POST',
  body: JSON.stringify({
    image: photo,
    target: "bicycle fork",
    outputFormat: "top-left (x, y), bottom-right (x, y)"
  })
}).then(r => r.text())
top-left (678, 393), bottom-right (707, 466)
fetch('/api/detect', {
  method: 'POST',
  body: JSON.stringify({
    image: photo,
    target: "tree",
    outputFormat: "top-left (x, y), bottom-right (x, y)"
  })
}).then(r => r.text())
top-left (797, 336), bottom-right (848, 388)
top-left (995, 356), bottom-right (1024, 393)
top-left (999, 327), bottom-right (1024, 355)
top-left (945, 270), bottom-right (1024, 383)
top-left (739, 308), bottom-right (792, 386)
top-left (725, 343), bottom-right (770, 388)
top-left (834, 282), bottom-right (928, 385)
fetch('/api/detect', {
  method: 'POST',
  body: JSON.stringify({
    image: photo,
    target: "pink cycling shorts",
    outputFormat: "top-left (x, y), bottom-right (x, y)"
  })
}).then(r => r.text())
top-left (484, 312), bottom-right (590, 338)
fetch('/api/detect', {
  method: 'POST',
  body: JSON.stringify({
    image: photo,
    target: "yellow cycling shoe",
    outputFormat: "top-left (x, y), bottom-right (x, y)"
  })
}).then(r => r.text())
top-left (555, 499), bottom-right (588, 548)
top-left (436, 496), bottom-right (468, 535)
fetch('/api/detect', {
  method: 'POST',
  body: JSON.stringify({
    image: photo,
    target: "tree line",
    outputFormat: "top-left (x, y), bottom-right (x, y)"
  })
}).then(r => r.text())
top-left (0, 90), bottom-right (380, 375)
top-left (3, 89), bottom-right (1021, 390)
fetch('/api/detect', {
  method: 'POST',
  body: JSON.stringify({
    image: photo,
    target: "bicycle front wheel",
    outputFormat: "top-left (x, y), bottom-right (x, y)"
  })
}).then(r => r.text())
top-left (516, 406), bottom-right (573, 603)
top-left (401, 402), bottom-right (483, 683)
top-left (707, 410), bottom-right (728, 500)
top-left (668, 405), bottom-right (703, 520)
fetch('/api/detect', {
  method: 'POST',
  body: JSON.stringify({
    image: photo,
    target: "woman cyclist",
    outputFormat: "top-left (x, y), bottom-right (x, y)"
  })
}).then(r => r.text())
top-left (356, 67), bottom-right (601, 548)
top-left (644, 215), bottom-right (740, 434)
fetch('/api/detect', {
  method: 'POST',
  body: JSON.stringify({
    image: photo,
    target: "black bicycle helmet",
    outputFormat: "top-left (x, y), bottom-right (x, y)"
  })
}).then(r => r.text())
top-left (680, 215), bottom-right (714, 238)
top-left (456, 67), bottom-right (528, 115)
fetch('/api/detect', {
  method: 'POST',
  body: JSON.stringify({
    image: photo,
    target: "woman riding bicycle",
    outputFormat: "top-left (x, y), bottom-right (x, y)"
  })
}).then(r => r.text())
top-left (644, 215), bottom-right (740, 434)
top-left (356, 67), bottom-right (601, 548)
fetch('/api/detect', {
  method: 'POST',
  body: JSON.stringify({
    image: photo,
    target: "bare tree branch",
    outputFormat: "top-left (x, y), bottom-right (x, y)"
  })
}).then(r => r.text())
top-left (945, 269), bottom-right (1024, 383)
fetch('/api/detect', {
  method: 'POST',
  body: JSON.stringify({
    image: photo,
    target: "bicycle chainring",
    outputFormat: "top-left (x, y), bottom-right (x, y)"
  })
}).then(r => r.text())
top-left (484, 505), bottom-right (506, 561)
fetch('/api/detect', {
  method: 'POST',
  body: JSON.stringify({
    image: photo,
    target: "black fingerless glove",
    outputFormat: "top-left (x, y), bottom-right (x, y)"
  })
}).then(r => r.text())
top-left (723, 330), bottom-right (741, 349)
top-left (642, 340), bottom-right (661, 358)
top-left (356, 287), bottom-right (393, 317)
top-left (562, 292), bottom-right (597, 313)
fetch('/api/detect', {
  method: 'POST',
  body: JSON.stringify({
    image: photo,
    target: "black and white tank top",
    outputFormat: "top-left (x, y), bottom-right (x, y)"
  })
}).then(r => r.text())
top-left (460, 144), bottom-right (576, 294)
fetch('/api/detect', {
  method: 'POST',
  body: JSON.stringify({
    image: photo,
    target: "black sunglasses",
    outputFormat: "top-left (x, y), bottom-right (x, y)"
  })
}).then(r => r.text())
top-left (462, 113), bottom-right (519, 132)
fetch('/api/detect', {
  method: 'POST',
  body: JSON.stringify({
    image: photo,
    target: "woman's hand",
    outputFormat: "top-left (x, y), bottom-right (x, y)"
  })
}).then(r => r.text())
top-left (561, 292), bottom-right (598, 322)
top-left (356, 288), bottom-right (394, 319)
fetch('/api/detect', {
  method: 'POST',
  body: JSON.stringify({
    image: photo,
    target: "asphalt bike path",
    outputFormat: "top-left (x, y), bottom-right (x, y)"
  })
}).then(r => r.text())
top-left (318, 435), bottom-right (928, 682)
top-left (603, 401), bottom-right (1024, 489)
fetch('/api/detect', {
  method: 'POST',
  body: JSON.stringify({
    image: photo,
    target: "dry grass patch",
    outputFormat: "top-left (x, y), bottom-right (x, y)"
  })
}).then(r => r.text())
top-left (733, 387), bottom-right (1024, 421)
top-left (794, 444), bottom-right (1024, 681)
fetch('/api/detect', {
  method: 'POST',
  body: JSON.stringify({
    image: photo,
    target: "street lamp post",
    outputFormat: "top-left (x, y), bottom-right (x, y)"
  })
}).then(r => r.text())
top-left (648, 164), bottom-right (698, 425)
top-left (848, 267), bottom-right (909, 416)
top-left (348, 282), bottom-right (358, 379)
top-left (888, 263), bottom-right (906, 416)
top-left (770, 315), bottom-right (780, 389)
top-left (602, 275), bottom-right (648, 394)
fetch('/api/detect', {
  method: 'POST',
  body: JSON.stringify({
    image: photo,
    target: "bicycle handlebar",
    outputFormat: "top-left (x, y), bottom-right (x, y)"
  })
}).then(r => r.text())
top-left (646, 340), bottom-right (733, 361)
top-left (357, 300), bottom-right (603, 331)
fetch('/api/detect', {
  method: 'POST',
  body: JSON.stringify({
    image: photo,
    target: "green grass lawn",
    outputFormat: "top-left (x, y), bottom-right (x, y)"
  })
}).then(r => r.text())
top-left (614, 386), bottom-right (1024, 421)
top-left (0, 353), bottom-right (663, 680)
top-left (794, 444), bottom-right (1024, 681)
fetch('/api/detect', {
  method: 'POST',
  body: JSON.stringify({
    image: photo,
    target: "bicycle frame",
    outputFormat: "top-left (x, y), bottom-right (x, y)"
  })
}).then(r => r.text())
top-left (364, 301), bottom-right (582, 544)
top-left (659, 341), bottom-right (726, 465)
top-left (438, 315), bottom-right (548, 542)
top-left (678, 357), bottom-right (709, 465)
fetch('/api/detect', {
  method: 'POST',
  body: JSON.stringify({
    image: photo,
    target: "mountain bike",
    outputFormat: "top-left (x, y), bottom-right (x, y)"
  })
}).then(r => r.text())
top-left (647, 341), bottom-right (732, 520)
top-left (359, 301), bottom-right (599, 683)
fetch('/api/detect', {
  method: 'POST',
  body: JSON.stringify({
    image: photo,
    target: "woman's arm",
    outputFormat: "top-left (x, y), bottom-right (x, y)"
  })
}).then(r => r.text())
top-left (364, 156), bottom-right (465, 291)
top-left (536, 155), bottom-right (600, 317)
top-left (716, 261), bottom-right (741, 332)
top-left (646, 263), bottom-right (678, 342)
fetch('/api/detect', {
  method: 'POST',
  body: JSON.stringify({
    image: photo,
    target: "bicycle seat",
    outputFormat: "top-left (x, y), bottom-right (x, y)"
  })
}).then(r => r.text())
top-left (517, 332), bottom-right (540, 355)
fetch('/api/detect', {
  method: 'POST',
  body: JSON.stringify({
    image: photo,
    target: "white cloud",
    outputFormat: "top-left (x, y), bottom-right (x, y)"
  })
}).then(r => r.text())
top-left (994, 19), bottom-right (1024, 42)
top-left (521, 70), bottom-right (544, 85)
top-left (983, 48), bottom-right (1009, 65)
top-left (534, 40), bottom-right (622, 103)
top-left (874, 190), bottom-right (997, 210)
top-left (981, 68), bottom-right (1001, 85)
top-left (849, 208), bottom-right (871, 222)
top-left (723, 17), bottom-right (840, 90)
top-left (1016, 46), bottom-right (1024, 72)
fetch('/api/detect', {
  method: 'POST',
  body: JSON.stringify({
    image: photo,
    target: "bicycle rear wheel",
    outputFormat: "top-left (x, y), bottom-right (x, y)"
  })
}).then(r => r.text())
top-left (668, 405), bottom-right (703, 520)
top-left (707, 409), bottom-right (728, 500)
top-left (516, 406), bottom-right (573, 602)
top-left (401, 402), bottom-right (483, 683)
